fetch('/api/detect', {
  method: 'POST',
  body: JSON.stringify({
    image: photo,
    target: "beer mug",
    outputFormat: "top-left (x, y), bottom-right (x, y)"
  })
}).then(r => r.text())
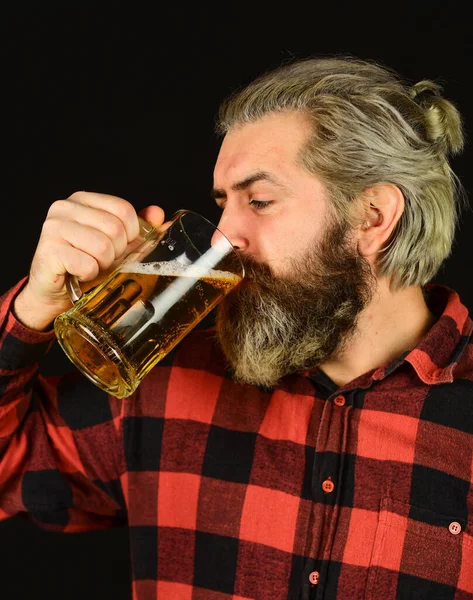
top-left (54, 209), bottom-right (245, 398)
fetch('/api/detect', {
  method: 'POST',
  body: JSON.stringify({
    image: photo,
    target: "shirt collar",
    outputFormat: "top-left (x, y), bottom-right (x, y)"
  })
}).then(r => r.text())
top-left (300, 283), bottom-right (472, 389)
top-left (401, 283), bottom-right (472, 385)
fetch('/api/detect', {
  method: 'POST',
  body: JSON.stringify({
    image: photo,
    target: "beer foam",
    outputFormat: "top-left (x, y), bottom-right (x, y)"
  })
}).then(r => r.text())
top-left (121, 260), bottom-right (240, 281)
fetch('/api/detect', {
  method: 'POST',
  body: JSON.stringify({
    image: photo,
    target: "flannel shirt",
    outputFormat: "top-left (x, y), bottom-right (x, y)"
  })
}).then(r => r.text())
top-left (0, 277), bottom-right (472, 600)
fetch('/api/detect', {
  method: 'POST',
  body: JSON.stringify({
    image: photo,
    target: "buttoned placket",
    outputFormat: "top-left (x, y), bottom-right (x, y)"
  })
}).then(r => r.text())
top-left (299, 390), bottom-right (347, 599)
top-left (302, 379), bottom-right (380, 600)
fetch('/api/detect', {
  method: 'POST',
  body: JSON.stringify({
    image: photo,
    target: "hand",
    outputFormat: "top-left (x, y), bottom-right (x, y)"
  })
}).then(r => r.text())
top-left (14, 191), bottom-right (169, 330)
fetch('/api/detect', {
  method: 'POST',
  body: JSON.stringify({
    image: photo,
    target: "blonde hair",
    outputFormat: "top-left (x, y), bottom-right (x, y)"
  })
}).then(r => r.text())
top-left (216, 56), bottom-right (467, 291)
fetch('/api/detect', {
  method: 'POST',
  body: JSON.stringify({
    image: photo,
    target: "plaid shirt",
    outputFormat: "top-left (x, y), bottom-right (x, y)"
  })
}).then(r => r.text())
top-left (1, 277), bottom-right (472, 600)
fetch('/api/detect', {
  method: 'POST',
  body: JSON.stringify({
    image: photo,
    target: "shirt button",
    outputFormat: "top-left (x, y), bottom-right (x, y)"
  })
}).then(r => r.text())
top-left (449, 521), bottom-right (462, 535)
top-left (334, 395), bottom-right (346, 406)
top-left (322, 478), bottom-right (335, 493)
top-left (309, 571), bottom-right (320, 585)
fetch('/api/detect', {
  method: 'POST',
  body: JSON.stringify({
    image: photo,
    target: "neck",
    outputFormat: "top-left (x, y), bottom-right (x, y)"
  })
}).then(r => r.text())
top-left (319, 279), bottom-right (437, 388)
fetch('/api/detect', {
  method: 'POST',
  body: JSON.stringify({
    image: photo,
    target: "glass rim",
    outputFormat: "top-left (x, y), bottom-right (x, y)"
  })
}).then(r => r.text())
top-left (170, 208), bottom-right (245, 278)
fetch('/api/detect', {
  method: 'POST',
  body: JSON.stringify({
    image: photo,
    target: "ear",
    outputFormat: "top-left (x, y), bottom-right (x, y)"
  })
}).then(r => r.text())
top-left (356, 184), bottom-right (405, 264)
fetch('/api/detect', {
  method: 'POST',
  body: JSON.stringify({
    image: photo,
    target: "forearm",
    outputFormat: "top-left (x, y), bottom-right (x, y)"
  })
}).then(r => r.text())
top-left (0, 278), bottom-right (56, 410)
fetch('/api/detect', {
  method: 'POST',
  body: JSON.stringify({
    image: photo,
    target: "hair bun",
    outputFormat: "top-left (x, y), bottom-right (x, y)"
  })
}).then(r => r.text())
top-left (410, 80), bottom-right (464, 155)
top-left (411, 80), bottom-right (442, 104)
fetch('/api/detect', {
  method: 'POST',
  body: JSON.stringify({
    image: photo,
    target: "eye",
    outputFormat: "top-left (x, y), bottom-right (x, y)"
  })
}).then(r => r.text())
top-left (249, 200), bottom-right (273, 210)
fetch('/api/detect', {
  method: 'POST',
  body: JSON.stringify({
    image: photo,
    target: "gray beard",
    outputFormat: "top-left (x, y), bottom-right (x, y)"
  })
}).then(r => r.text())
top-left (215, 221), bottom-right (375, 389)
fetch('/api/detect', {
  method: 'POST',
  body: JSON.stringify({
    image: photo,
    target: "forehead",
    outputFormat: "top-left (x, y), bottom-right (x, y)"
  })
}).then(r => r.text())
top-left (214, 111), bottom-right (311, 186)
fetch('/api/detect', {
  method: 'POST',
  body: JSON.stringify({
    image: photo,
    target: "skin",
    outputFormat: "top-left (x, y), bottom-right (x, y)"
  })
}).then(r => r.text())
top-left (13, 111), bottom-right (437, 387)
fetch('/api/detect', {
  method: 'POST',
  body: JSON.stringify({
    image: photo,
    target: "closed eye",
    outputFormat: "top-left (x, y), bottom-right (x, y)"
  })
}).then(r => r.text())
top-left (249, 200), bottom-right (273, 210)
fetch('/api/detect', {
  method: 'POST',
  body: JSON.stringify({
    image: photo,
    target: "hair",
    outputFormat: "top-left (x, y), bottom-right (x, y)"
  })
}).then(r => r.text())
top-left (215, 55), bottom-right (467, 291)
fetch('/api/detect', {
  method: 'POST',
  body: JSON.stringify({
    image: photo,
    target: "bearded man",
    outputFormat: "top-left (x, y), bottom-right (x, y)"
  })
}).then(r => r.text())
top-left (1, 56), bottom-right (472, 600)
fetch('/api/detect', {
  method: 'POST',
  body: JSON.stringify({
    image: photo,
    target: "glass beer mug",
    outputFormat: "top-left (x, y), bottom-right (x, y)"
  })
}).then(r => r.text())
top-left (54, 209), bottom-right (245, 398)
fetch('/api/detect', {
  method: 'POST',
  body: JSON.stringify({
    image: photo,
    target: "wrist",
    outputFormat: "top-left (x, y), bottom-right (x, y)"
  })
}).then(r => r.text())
top-left (13, 285), bottom-right (71, 332)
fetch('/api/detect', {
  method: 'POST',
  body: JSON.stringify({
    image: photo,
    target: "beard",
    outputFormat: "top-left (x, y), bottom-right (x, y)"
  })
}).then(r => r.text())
top-left (214, 218), bottom-right (376, 389)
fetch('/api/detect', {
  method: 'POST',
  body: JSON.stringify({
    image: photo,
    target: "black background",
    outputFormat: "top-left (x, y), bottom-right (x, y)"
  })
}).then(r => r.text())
top-left (1, 4), bottom-right (472, 598)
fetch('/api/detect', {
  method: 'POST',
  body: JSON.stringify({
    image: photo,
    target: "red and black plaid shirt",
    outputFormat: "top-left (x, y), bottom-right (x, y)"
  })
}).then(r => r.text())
top-left (1, 277), bottom-right (472, 599)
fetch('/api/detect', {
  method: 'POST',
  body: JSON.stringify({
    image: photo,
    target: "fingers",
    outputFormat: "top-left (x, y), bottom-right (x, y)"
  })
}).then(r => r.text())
top-left (52, 240), bottom-right (101, 283)
top-left (42, 218), bottom-right (117, 272)
top-left (67, 191), bottom-right (141, 242)
top-left (47, 200), bottom-right (129, 260)
top-left (48, 192), bottom-right (170, 257)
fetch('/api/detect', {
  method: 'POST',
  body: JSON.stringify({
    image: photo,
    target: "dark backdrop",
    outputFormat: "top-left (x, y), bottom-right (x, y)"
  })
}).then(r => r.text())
top-left (1, 4), bottom-right (472, 599)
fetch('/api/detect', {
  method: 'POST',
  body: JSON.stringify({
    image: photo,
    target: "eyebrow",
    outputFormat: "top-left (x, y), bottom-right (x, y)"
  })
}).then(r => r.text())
top-left (210, 170), bottom-right (287, 201)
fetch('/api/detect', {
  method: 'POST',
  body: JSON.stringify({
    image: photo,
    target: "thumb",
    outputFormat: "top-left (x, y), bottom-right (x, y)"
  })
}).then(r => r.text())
top-left (137, 205), bottom-right (172, 234)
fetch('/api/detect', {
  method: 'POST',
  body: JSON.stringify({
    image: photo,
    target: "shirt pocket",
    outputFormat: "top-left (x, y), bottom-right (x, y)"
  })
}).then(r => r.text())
top-left (365, 497), bottom-right (473, 599)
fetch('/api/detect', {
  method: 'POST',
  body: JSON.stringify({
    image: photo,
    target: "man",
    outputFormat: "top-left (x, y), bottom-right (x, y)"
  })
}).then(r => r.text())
top-left (1, 56), bottom-right (472, 599)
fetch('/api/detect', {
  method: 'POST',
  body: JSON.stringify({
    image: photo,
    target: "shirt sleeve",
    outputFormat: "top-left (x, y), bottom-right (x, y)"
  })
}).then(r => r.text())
top-left (0, 277), bottom-right (127, 532)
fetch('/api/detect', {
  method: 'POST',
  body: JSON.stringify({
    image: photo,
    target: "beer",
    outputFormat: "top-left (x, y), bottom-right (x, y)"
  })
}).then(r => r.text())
top-left (54, 260), bottom-right (241, 397)
top-left (54, 210), bottom-right (244, 397)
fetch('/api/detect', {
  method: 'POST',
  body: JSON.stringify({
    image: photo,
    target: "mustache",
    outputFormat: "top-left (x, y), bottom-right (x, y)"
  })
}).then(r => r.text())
top-left (219, 250), bottom-right (275, 285)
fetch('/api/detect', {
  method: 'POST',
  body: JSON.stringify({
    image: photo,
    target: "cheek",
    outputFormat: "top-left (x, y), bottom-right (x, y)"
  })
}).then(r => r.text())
top-left (251, 221), bottom-right (289, 262)
top-left (247, 206), bottom-right (326, 268)
top-left (281, 221), bottom-right (322, 260)
top-left (257, 223), bottom-right (314, 272)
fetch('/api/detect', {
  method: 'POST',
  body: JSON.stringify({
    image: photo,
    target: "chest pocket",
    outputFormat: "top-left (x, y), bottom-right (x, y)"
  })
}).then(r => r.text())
top-left (365, 498), bottom-right (472, 599)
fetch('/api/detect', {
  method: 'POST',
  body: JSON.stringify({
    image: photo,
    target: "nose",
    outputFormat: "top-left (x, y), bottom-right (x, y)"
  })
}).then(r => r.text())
top-left (216, 209), bottom-right (250, 252)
